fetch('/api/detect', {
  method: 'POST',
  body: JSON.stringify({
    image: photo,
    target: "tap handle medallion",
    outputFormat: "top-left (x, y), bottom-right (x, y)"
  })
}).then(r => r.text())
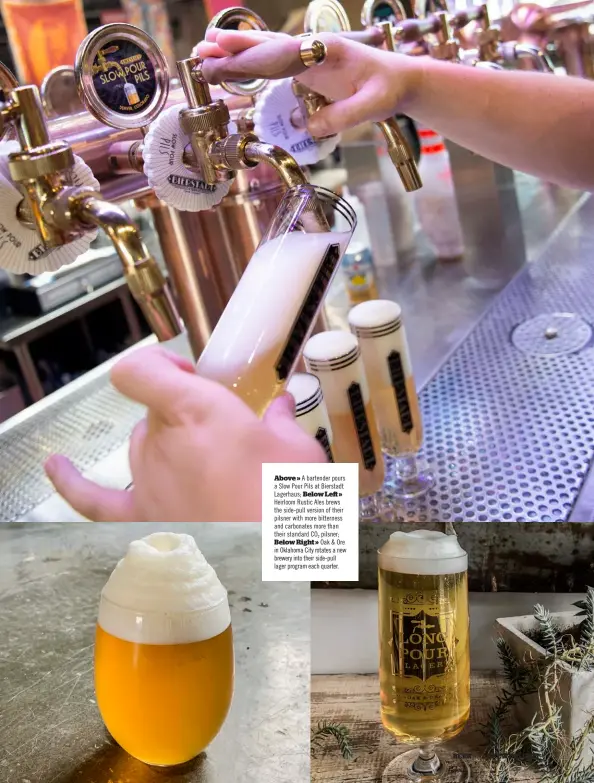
top-left (206, 7), bottom-right (270, 97)
top-left (75, 24), bottom-right (170, 130)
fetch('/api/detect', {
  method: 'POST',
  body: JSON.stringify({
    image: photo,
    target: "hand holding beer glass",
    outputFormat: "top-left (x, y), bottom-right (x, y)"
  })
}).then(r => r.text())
top-left (196, 185), bottom-right (355, 417)
top-left (378, 531), bottom-right (470, 782)
top-left (95, 532), bottom-right (234, 766)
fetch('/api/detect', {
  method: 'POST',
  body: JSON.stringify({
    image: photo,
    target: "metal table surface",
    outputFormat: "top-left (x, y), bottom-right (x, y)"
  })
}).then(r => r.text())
top-left (0, 523), bottom-right (310, 783)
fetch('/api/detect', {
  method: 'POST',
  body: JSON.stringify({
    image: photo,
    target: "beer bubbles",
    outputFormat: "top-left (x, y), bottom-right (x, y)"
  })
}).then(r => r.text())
top-left (95, 532), bottom-right (234, 766)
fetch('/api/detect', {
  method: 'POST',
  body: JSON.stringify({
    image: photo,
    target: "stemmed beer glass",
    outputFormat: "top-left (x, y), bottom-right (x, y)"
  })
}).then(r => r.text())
top-left (378, 530), bottom-right (471, 782)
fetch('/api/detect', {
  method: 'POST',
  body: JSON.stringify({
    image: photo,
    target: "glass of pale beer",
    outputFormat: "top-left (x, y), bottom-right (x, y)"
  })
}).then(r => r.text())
top-left (378, 530), bottom-right (470, 782)
top-left (304, 329), bottom-right (388, 520)
top-left (94, 532), bottom-right (234, 767)
top-left (196, 185), bottom-right (355, 417)
top-left (349, 300), bottom-right (434, 501)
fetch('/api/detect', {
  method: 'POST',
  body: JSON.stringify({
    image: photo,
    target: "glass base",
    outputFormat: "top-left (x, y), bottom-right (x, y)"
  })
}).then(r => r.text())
top-left (385, 454), bottom-right (435, 501)
top-left (359, 492), bottom-right (400, 522)
top-left (382, 748), bottom-right (470, 783)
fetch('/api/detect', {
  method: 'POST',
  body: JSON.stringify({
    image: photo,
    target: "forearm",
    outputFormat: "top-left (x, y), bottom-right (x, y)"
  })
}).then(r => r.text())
top-left (400, 57), bottom-right (594, 190)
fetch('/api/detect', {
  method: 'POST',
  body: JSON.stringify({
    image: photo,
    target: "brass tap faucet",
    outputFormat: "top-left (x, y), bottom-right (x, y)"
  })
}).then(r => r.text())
top-left (176, 56), bottom-right (310, 191)
top-left (0, 82), bottom-right (182, 342)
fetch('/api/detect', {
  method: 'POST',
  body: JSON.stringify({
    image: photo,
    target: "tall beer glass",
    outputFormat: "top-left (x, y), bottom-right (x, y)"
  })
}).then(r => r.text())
top-left (378, 530), bottom-right (470, 782)
top-left (349, 300), bottom-right (434, 500)
top-left (304, 329), bottom-right (387, 519)
top-left (95, 532), bottom-right (234, 766)
top-left (196, 185), bottom-right (355, 417)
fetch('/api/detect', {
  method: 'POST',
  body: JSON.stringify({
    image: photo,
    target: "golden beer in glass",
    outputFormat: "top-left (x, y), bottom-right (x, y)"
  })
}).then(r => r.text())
top-left (378, 530), bottom-right (470, 782)
top-left (94, 532), bottom-right (234, 766)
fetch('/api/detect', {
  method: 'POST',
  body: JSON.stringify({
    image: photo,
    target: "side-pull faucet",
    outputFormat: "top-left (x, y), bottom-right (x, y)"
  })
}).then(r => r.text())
top-left (0, 82), bottom-right (182, 342)
top-left (176, 56), bottom-right (310, 190)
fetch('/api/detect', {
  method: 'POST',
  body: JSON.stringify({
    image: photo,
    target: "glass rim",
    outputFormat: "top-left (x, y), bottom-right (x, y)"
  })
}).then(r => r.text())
top-left (98, 591), bottom-right (230, 617)
top-left (281, 183), bottom-right (357, 228)
top-left (377, 547), bottom-right (468, 561)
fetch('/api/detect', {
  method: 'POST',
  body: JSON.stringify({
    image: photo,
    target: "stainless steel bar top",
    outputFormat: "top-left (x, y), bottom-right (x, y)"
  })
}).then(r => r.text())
top-left (0, 332), bottom-right (191, 522)
top-left (1, 191), bottom-right (594, 524)
top-left (0, 523), bottom-right (310, 783)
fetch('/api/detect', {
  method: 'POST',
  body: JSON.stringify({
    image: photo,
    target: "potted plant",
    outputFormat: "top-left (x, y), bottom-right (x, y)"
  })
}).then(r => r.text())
top-left (487, 588), bottom-right (594, 782)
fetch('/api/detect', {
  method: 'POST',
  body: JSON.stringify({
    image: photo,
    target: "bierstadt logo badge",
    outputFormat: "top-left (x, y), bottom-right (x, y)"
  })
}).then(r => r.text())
top-left (91, 39), bottom-right (157, 117)
top-left (28, 243), bottom-right (50, 261)
top-left (275, 244), bottom-right (341, 382)
top-left (390, 609), bottom-right (456, 681)
top-left (290, 138), bottom-right (315, 153)
top-left (388, 350), bottom-right (413, 434)
top-left (315, 427), bottom-right (334, 462)
top-left (347, 382), bottom-right (377, 470)
top-left (167, 174), bottom-right (216, 193)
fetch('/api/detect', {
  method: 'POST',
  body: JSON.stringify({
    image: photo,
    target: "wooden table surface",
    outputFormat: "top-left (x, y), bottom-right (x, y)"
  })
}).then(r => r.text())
top-left (311, 673), bottom-right (540, 782)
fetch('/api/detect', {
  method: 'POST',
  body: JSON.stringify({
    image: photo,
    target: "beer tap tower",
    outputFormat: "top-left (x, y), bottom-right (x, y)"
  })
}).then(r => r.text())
top-left (0, 44), bottom-right (183, 341)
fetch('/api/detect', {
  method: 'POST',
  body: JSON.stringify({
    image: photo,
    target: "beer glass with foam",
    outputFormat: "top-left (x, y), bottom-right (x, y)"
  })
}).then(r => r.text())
top-left (94, 532), bottom-right (234, 766)
top-left (303, 330), bottom-right (386, 519)
top-left (349, 300), bottom-right (434, 500)
top-left (196, 185), bottom-right (356, 417)
top-left (287, 372), bottom-right (335, 462)
top-left (378, 530), bottom-right (470, 782)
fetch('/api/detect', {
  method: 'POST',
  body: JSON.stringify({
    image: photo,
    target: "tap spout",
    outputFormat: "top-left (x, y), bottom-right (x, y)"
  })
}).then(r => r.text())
top-left (73, 195), bottom-right (183, 341)
top-left (243, 140), bottom-right (309, 189)
top-left (376, 118), bottom-right (422, 192)
top-left (509, 42), bottom-right (554, 72)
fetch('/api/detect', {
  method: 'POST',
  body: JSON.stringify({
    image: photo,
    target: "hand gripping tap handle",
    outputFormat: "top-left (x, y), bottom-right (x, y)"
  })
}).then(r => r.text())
top-left (201, 35), bottom-right (421, 192)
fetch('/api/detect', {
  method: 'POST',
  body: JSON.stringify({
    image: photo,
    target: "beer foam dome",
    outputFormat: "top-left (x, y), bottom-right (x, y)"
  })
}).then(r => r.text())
top-left (98, 532), bottom-right (231, 644)
top-left (378, 530), bottom-right (468, 575)
top-left (304, 330), bottom-right (358, 362)
top-left (348, 299), bottom-right (402, 329)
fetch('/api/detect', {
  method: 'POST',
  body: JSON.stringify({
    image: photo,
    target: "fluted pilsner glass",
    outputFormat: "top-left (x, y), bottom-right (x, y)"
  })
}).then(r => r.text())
top-left (349, 300), bottom-right (434, 501)
top-left (378, 530), bottom-right (470, 782)
top-left (94, 532), bottom-right (234, 766)
top-left (304, 329), bottom-right (388, 520)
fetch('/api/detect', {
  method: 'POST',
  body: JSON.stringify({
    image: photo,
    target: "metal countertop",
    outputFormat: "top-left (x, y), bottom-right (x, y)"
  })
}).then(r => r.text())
top-left (0, 523), bottom-right (310, 783)
top-left (0, 169), bottom-right (588, 523)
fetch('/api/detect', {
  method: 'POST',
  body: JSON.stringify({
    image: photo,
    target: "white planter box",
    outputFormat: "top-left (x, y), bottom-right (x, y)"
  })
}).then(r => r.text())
top-left (495, 610), bottom-right (594, 766)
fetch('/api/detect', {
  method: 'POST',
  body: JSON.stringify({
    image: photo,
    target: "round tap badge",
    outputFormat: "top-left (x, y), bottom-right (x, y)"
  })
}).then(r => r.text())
top-left (361, 0), bottom-right (406, 27)
top-left (75, 24), bottom-right (169, 130)
top-left (92, 39), bottom-right (157, 116)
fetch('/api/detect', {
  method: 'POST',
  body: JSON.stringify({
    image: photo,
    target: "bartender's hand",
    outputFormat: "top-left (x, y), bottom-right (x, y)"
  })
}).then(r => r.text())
top-left (195, 29), bottom-right (419, 138)
top-left (44, 345), bottom-right (327, 523)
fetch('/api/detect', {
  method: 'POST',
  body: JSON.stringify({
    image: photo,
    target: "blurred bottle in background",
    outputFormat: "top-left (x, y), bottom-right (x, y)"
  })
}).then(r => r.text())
top-left (413, 127), bottom-right (465, 262)
top-left (335, 187), bottom-right (379, 305)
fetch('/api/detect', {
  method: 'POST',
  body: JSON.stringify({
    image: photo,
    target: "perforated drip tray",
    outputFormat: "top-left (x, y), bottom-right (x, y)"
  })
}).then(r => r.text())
top-left (3, 201), bottom-right (594, 522)
top-left (395, 198), bottom-right (594, 524)
top-left (511, 313), bottom-right (593, 357)
top-left (0, 376), bottom-right (144, 521)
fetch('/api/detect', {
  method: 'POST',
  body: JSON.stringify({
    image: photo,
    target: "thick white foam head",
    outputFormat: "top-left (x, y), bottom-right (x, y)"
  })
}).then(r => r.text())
top-left (378, 530), bottom-right (467, 575)
top-left (304, 330), bottom-right (358, 363)
top-left (348, 300), bottom-right (402, 329)
top-left (287, 372), bottom-right (321, 410)
top-left (98, 532), bottom-right (230, 645)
